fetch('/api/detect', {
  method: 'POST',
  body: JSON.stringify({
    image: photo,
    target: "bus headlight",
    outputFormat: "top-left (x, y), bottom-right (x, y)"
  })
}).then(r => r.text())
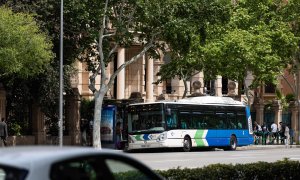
top-left (157, 132), bottom-right (167, 142)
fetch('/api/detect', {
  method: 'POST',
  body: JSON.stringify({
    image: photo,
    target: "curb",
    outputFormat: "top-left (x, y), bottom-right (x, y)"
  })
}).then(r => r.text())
top-left (237, 144), bottom-right (300, 150)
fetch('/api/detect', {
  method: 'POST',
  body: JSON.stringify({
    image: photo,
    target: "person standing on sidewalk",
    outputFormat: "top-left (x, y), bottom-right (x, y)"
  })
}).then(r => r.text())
top-left (253, 121), bottom-right (262, 144)
top-left (279, 122), bottom-right (286, 144)
top-left (270, 121), bottom-right (278, 144)
top-left (284, 124), bottom-right (290, 147)
top-left (289, 124), bottom-right (294, 145)
top-left (261, 122), bottom-right (269, 145)
top-left (0, 118), bottom-right (8, 146)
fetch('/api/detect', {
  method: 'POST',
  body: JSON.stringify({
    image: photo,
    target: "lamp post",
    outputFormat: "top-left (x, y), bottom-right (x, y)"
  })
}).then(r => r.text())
top-left (59, 0), bottom-right (64, 147)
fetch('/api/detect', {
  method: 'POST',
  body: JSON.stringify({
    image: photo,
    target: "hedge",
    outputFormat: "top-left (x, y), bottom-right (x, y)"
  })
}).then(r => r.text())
top-left (156, 159), bottom-right (300, 180)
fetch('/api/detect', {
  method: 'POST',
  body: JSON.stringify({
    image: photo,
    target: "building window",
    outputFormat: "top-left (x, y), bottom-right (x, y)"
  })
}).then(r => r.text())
top-left (165, 79), bottom-right (172, 94)
top-left (222, 78), bottom-right (228, 95)
top-left (265, 83), bottom-right (275, 93)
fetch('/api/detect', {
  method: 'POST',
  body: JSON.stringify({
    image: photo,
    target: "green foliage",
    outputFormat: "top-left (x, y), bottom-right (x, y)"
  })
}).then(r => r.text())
top-left (112, 170), bottom-right (153, 180)
top-left (156, 159), bottom-right (300, 180)
top-left (0, 6), bottom-right (53, 78)
top-left (8, 122), bottom-right (22, 136)
top-left (80, 98), bottom-right (95, 121)
top-left (201, 0), bottom-right (298, 86)
top-left (0, 1), bottom-right (83, 126)
top-left (275, 89), bottom-right (295, 110)
top-left (156, 0), bottom-right (231, 91)
top-left (286, 93), bottom-right (295, 103)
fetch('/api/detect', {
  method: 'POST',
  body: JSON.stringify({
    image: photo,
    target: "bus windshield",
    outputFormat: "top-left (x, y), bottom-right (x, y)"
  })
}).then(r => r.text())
top-left (127, 104), bottom-right (165, 134)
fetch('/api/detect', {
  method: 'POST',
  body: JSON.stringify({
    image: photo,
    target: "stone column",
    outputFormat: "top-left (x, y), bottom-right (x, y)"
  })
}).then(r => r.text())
top-left (254, 99), bottom-right (264, 125)
top-left (215, 76), bottom-right (222, 96)
top-left (272, 100), bottom-right (282, 125)
top-left (290, 101), bottom-right (299, 144)
top-left (0, 83), bottom-right (6, 120)
top-left (32, 102), bottom-right (46, 144)
top-left (117, 48), bottom-right (125, 99)
top-left (146, 55), bottom-right (154, 102)
top-left (154, 60), bottom-right (163, 98)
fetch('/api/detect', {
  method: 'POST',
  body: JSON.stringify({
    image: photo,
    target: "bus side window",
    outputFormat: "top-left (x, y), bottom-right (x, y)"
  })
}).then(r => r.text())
top-left (167, 112), bottom-right (178, 129)
top-left (167, 116), bottom-right (172, 126)
top-left (237, 112), bottom-right (246, 129)
top-left (179, 112), bottom-right (190, 129)
top-left (181, 121), bottom-right (187, 129)
top-left (227, 112), bottom-right (237, 129)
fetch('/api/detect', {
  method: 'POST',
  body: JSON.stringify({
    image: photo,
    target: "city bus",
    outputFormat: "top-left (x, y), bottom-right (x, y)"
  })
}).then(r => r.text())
top-left (126, 96), bottom-right (254, 152)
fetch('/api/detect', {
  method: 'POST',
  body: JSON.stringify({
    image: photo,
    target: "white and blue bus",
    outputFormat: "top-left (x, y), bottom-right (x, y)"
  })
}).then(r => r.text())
top-left (127, 96), bottom-right (254, 152)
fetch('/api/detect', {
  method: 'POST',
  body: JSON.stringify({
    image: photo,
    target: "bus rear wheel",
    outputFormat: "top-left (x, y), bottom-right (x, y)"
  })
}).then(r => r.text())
top-left (183, 136), bottom-right (192, 152)
top-left (225, 136), bottom-right (237, 151)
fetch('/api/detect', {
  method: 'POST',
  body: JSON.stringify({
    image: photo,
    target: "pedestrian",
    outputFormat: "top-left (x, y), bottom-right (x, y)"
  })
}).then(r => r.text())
top-left (270, 121), bottom-right (278, 144)
top-left (253, 121), bottom-right (262, 144)
top-left (261, 122), bottom-right (269, 145)
top-left (0, 118), bottom-right (8, 146)
top-left (80, 119), bottom-right (89, 146)
top-left (279, 122), bottom-right (286, 144)
top-left (284, 124), bottom-right (290, 147)
top-left (115, 121), bottom-right (123, 149)
top-left (288, 124), bottom-right (294, 145)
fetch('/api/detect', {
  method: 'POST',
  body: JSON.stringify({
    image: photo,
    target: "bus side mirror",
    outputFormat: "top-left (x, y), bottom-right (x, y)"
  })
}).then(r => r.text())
top-left (166, 108), bottom-right (171, 116)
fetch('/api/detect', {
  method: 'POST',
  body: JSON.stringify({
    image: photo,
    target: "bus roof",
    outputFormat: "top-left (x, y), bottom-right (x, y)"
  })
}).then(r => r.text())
top-left (129, 96), bottom-right (245, 106)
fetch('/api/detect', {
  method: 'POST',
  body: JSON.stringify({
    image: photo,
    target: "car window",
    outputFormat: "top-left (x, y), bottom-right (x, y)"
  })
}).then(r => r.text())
top-left (0, 166), bottom-right (28, 180)
top-left (105, 159), bottom-right (151, 180)
top-left (50, 155), bottom-right (161, 180)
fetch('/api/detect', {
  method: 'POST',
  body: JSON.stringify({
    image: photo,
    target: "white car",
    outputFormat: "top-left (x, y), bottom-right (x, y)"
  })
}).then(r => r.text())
top-left (0, 146), bottom-right (163, 180)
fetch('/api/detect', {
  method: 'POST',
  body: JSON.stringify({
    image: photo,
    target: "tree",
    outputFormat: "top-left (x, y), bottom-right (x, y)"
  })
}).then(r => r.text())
top-left (281, 0), bottom-right (300, 100)
top-left (156, 53), bottom-right (202, 98)
top-left (201, 0), bottom-right (298, 100)
top-left (155, 0), bottom-right (231, 98)
top-left (0, 0), bottom-right (103, 129)
top-left (85, 0), bottom-right (232, 148)
top-left (0, 6), bottom-right (53, 78)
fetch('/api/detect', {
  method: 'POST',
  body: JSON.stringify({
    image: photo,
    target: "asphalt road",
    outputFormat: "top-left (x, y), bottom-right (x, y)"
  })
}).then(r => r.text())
top-left (125, 145), bottom-right (300, 170)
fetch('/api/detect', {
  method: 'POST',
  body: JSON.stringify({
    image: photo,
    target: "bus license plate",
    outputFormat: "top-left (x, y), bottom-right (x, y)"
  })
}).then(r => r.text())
top-left (141, 144), bottom-right (150, 148)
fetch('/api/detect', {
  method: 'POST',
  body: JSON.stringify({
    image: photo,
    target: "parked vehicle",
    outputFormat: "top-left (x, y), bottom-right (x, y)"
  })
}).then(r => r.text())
top-left (0, 146), bottom-right (163, 180)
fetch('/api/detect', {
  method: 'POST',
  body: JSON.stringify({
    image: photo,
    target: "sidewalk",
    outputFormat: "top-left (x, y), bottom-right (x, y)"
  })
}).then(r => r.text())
top-left (237, 144), bottom-right (300, 150)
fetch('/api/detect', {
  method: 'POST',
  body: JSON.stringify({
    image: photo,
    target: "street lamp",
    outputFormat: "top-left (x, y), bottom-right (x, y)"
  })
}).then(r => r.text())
top-left (59, 0), bottom-right (64, 147)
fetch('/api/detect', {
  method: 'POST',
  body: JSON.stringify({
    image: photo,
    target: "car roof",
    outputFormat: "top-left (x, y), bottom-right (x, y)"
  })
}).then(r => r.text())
top-left (0, 146), bottom-right (123, 169)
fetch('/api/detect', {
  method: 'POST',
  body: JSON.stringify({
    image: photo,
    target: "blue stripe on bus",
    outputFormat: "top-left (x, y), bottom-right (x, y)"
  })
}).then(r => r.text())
top-left (205, 129), bottom-right (253, 146)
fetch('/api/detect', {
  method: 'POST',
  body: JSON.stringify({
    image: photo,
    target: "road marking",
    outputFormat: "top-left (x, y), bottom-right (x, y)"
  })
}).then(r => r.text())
top-left (225, 157), bottom-right (256, 160)
top-left (231, 153), bottom-right (265, 157)
top-left (150, 159), bottom-right (195, 162)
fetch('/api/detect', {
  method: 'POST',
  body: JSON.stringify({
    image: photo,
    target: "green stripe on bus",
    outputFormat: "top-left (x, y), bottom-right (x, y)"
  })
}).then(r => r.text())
top-left (195, 139), bottom-right (206, 146)
top-left (195, 130), bottom-right (204, 138)
top-left (195, 130), bottom-right (206, 146)
top-left (135, 135), bottom-right (143, 141)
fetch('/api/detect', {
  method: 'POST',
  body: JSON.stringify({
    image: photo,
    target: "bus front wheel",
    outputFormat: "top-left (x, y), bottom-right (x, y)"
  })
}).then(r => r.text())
top-left (183, 136), bottom-right (192, 152)
top-left (225, 136), bottom-right (237, 151)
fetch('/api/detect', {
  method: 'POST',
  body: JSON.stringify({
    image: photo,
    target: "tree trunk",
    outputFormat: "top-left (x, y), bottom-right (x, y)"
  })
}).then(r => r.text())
top-left (182, 79), bottom-right (188, 99)
top-left (93, 87), bottom-right (106, 149)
